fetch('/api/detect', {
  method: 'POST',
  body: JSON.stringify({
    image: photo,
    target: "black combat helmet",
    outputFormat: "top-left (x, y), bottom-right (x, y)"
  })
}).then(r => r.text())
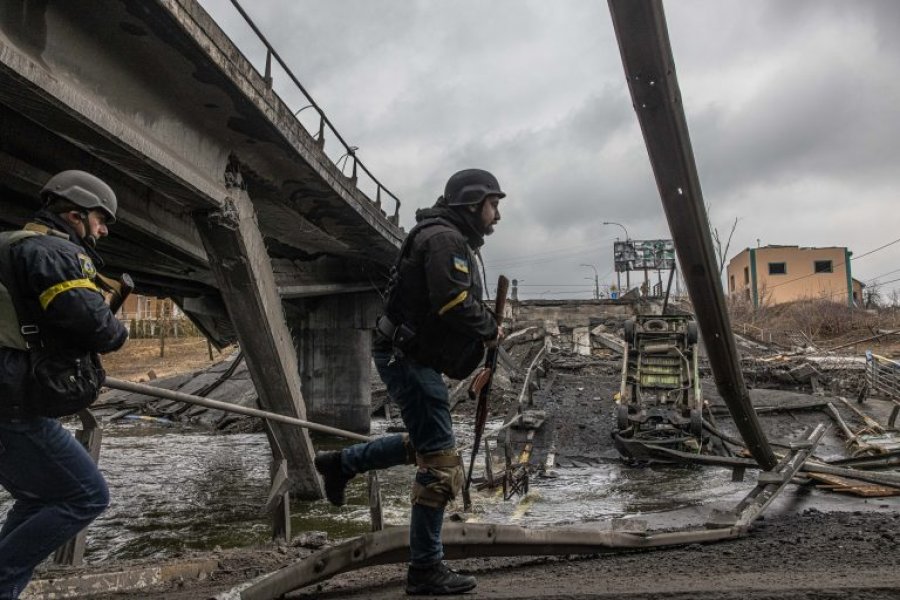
top-left (443, 169), bottom-right (506, 207)
top-left (40, 170), bottom-right (118, 224)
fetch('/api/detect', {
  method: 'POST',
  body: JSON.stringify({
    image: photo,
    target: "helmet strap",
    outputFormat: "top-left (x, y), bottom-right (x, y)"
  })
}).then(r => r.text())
top-left (77, 210), bottom-right (98, 249)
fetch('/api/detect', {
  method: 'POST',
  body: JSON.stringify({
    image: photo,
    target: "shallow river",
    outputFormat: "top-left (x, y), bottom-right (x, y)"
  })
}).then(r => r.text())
top-left (0, 417), bottom-right (755, 564)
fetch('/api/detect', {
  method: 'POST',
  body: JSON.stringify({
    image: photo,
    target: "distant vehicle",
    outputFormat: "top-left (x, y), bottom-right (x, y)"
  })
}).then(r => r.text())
top-left (614, 314), bottom-right (704, 460)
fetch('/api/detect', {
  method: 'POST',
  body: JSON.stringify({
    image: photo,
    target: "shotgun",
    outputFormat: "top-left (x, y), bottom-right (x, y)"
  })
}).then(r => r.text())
top-left (463, 274), bottom-right (509, 510)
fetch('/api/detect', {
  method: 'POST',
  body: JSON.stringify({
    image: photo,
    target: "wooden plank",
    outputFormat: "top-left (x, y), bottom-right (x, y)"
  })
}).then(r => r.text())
top-left (193, 187), bottom-right (322, 499)
top-left (808, 472), bottom-right (900, 498)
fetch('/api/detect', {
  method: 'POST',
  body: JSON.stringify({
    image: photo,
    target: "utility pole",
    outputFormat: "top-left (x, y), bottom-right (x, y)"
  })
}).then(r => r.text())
top-left (580, 264), bottom-right (600, 300)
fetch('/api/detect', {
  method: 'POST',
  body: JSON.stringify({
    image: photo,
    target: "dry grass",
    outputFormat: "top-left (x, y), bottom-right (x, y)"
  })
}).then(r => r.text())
top-left (102, 336), bottom-right (234, 382)
top-left (728, 296), bottom-right (900, 356)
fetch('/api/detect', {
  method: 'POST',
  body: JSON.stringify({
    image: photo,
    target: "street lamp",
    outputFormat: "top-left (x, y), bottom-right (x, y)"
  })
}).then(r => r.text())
top-left (602, 221), bottom-right (630, 241)
top-left (580, 264), bottom-right (600, 300)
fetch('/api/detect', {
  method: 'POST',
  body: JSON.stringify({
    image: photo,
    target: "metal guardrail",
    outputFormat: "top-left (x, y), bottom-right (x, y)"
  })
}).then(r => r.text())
top-left (864, 351), bottom-right (900, 427)
top-left (236, 422), bottom-right (828, 600)
top-left (225, 0), bottom-right (402, 221)
top-left (607, 0), bottom-right (776, 469)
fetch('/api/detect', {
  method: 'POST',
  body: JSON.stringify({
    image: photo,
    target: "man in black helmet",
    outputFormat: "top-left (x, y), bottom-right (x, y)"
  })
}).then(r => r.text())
top-left (0, 170), bottom-right (127, 599)
top-left (315, 168), bottom-right (505, 595)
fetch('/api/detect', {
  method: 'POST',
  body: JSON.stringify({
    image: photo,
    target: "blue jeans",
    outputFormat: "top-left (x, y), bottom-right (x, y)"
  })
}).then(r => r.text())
top-left (342, 350), bottom-right (455, 565)
top-left (0, 418), bottom-right (109, 599)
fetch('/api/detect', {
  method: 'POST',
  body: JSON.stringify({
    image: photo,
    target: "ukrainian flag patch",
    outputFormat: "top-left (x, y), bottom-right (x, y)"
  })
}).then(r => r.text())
top-left (453, 256), bottom-right (469, 274)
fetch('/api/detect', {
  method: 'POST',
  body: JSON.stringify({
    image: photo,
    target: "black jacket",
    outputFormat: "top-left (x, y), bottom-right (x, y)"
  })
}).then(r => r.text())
top-left (381, 205), bottom-right (498, 377)
top-left (0, 213), bottom-right (128, 414)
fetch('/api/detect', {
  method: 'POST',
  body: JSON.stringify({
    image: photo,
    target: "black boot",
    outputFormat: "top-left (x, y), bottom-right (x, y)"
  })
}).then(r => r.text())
top-left (314, 451), bottom-right (353, 506)
top-left (406, 561), bottom-right (476, 595)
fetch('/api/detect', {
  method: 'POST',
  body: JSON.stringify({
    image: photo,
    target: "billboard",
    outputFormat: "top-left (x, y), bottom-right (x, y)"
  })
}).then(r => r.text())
top-left (613, 239), bottom-right (675, 272)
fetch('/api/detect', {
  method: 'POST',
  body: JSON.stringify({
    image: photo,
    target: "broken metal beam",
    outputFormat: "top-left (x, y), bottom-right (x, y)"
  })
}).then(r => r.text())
top-left (239, 523), bottom-right (741, 600)
top-left (103, 377), bottom-right (372, 443)
top-left (607, 0), bottom-right (776, 469)
top-left (629, 442), bottom-right (900, 490)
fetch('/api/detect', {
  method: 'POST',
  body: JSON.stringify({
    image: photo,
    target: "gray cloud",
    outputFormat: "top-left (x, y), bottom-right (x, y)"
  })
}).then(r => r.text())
top-left (199, 0), bottom-right (900, 300)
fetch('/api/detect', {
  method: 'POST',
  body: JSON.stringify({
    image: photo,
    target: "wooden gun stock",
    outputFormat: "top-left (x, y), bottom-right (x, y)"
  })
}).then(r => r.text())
top-left (463, 274), bottom-right (510, 510)
top-left (467, 367), bottom-right (492, 401)
top-left (97, 273), bottom-right (135, 314)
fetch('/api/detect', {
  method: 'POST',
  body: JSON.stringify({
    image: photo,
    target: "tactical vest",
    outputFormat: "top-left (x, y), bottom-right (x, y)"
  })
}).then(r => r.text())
top-left (381, 218), bottom-right (487, 379)
top-left (0, 230), bottom-right (41, 350)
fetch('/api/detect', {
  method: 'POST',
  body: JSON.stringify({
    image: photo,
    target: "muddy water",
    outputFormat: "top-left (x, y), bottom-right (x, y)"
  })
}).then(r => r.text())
top-left (469, 464), bottom-right (752, 528)
top-left (0, 416), bottom-right (759, 565)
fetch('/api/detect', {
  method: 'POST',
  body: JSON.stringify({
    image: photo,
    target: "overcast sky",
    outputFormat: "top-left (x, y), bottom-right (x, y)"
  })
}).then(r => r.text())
top-left (198, 0), bottom-right (900, 303)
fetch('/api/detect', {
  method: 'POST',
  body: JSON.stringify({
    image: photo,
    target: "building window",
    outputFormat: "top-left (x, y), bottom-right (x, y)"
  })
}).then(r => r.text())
top-left (743, 266), bottom-right (749, 284)
top-left (768, 262), bottom-right (786, 275)
top-left (729, 275), bottom-right (735, 292)
top-left (814, 260), bottom-right (833, 273)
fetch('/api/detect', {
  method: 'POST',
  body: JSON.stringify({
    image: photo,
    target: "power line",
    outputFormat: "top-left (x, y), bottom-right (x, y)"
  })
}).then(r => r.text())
top-left (764, 235), bottom-right (900, 292)
top-left (516, 283), bottom-right (597, 287)
top-left (485, 239), bottom-right (614, 268)
top-left (864, 266), bottom-right (900, 284)
top-left (851, 237), bottom-right (900, 262)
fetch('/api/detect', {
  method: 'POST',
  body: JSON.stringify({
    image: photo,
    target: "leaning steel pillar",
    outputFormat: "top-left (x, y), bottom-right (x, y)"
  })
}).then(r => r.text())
top-left (291, 292), bottom-right (380, 434)
top-left (193, 187), bottom-right (324, 498)
top-left (608, 0), bottom-right (776, 468)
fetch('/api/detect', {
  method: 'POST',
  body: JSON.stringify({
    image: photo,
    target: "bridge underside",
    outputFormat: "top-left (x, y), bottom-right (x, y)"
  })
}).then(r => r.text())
top-left (0, 0), bottom-right (405, 497)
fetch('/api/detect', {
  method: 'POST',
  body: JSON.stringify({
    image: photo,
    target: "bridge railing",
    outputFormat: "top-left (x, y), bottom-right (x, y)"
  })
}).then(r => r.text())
top-left (225, 0), bottom-right (401, 223)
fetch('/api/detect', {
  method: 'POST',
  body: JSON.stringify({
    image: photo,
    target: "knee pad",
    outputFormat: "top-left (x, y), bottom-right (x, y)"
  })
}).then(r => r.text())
top-left (410, 449), bottom-right (464, 509)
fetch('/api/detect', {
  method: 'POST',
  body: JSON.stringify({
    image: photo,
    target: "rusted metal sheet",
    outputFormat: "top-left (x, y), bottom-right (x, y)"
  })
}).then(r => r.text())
top-left (607, 0), bottom-right (776, 469)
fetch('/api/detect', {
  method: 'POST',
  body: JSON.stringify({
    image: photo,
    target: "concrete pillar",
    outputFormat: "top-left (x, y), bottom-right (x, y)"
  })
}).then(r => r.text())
top-left (193, 189), bottom-right (322, 499)
top-left (289, 292), bottom-right (380, 434)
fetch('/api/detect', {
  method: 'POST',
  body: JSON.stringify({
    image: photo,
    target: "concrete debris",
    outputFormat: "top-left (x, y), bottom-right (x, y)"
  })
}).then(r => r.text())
top-left (789, 363), bottom-right (821, 384)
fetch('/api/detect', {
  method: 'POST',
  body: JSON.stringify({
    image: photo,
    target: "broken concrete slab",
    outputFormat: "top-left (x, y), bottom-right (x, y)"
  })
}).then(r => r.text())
top-left (592, 331), bottom-right (625, 354)
top-left (789, 363), bottom-right (821, 383)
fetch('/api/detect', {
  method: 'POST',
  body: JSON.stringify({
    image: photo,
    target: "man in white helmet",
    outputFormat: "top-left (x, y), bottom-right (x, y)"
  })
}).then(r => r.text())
top-left (0, 170), bottom-right (127, 599)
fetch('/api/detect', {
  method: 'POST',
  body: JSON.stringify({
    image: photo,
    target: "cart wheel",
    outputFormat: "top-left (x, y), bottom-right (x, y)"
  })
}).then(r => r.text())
top-left (686, 321), bottom-right (699, 345)
top-left (616, 404), bottom-right (630, 431)
top-left (623, 319), bottom-right (635, 345)
top-left (689, 408), bottom-right (703, 437)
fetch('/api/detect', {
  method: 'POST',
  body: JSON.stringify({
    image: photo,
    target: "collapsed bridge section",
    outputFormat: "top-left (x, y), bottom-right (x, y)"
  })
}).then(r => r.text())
top-left (0, 0), bottom-right (405, 496)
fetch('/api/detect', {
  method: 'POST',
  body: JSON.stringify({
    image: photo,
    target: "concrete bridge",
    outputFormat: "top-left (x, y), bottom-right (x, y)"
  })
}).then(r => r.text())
top-left (0, 0), bottom-right (405, 498)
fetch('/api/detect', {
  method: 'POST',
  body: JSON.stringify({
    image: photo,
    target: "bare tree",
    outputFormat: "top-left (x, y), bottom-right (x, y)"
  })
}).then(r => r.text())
top-left (713, 217), bottom-right (740, 276)
top-left (865, 281), bottom-right (882, 309)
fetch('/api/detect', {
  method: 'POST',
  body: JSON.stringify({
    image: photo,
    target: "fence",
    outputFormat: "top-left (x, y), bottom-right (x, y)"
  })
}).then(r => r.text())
top-left (125, 317), bottom-right (201, 339)
top-left (864, 351), bottom-right (900, 427)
